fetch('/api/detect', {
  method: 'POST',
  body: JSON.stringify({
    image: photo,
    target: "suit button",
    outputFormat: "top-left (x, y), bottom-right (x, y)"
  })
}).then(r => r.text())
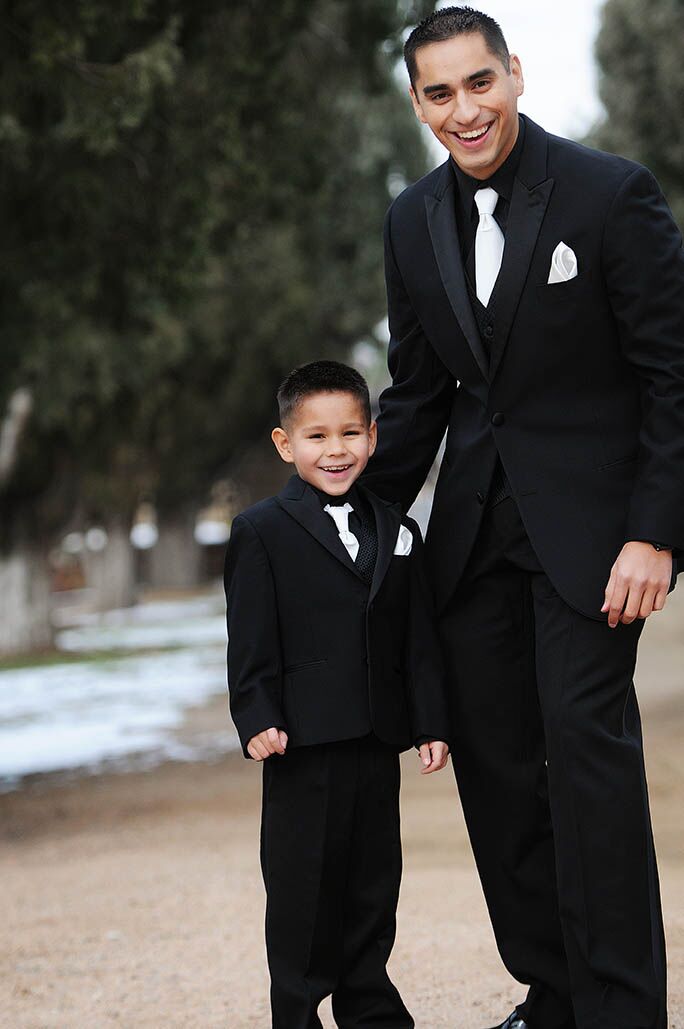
top-left (491, 412), bottom-right (505, 427)
top-left (484, 324), bottom-right (494, 338)
top-left (476, 491), bottom-right (486, 505)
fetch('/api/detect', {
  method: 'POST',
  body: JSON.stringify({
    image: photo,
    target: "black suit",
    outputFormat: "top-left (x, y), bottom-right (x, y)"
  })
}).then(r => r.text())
top-left (225, 475), bottom-right (449, 1028)
top-left (363, 116), bottom-right (684, 1028)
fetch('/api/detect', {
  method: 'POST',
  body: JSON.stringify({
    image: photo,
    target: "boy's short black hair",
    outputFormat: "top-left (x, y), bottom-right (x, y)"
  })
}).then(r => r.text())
top-left (277, 360), bottom-right (371, 428)
top-left (404, 6), bottom-right (510, 89)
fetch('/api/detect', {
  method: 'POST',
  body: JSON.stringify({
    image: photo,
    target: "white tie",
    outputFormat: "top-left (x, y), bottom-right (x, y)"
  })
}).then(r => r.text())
top-left (474, 187), bottom-right (505, 306)
top-left (324, 502), bottom-right (359, 561)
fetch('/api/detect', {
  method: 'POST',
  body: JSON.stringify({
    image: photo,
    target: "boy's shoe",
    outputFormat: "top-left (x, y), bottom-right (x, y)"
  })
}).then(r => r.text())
top-left (485, 1013), bottom-right (527, 1029)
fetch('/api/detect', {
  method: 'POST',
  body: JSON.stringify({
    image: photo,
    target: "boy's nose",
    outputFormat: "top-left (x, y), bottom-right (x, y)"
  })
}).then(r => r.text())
top-left (326, 438), bottom-right (347, 455)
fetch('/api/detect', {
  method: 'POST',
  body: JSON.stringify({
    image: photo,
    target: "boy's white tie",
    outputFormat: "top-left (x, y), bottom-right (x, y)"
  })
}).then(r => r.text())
top-left (474, 187), bottom-right (505, 306)
top-left (324, 502), bottom-right (360, 561)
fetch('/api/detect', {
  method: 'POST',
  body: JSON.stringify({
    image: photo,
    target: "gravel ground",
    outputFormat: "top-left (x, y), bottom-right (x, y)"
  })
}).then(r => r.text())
top-left (2, 591), bottom-right (683, 1028)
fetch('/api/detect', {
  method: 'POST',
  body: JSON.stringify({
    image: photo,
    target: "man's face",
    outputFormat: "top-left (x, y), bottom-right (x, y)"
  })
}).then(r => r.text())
top-left (410, 31), bottom-right (524, 180)
top-left (271, 391), bottom-right (376, 496)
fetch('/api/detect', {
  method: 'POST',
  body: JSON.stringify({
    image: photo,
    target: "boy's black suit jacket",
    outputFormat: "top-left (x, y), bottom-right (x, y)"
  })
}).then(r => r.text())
top-left (363, 115), bottom-right (684, 619)
top-left (224, 475), bottom-right (449, 755)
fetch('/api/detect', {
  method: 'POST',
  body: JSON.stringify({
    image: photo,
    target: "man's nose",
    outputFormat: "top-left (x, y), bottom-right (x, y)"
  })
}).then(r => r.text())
top-left (451, 92), bottom-right (480, 126)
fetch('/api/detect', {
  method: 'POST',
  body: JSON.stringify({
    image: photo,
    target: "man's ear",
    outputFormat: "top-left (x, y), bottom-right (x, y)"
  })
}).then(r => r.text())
top-left (409, 85), bottom-right (427, 125)
top-left (368, 420), bottom-right (378, 457)
top-left (510, 54), bottom-right (524, 98)
top-left (271, 426), bottom-right (295, 464)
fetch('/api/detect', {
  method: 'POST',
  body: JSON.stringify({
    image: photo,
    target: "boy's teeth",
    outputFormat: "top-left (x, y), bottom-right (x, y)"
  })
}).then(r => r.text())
top-left (458, 124), bottom-right (489, 139)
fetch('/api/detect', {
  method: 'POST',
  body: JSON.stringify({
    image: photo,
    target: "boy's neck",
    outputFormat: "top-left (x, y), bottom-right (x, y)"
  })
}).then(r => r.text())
top-left (302, 476), bottom-right (361, 508)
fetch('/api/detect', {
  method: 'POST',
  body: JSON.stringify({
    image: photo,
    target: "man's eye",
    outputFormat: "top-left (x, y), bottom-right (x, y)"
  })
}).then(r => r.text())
top-left (473, 79), bottom-right (490, 90)
top-left (432, 92), bottom-right (449, 102)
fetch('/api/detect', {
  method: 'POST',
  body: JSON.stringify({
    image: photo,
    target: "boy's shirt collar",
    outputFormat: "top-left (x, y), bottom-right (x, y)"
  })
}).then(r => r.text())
top-left (303, 477), bottom-right (361, 509)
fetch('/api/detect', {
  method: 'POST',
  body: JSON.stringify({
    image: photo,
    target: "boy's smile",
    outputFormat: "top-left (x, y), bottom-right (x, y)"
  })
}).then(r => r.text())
top-left (271, 390), bottom-right (377, 496)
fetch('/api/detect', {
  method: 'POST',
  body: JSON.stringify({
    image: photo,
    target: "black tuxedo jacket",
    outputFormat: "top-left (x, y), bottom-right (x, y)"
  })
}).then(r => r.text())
top-left (224, 475), bottom-right (449, 755)
top-left (363, 115), bottom-right (684, 619)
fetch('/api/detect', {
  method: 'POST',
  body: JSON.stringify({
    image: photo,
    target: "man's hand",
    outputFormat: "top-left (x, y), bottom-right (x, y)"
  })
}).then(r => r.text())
top-left (247, 727), bottom-right (288, 761)
top-left (418, 740), bottom-right (450, 774)
top-left (602, 541), bottom-right (672, 628)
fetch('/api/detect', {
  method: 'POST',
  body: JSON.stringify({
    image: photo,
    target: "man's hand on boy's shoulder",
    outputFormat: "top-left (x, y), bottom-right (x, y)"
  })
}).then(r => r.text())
top-left (417, 740), bottom-right (450, 774)
top-left (247, 727), bottom-right (288, 761)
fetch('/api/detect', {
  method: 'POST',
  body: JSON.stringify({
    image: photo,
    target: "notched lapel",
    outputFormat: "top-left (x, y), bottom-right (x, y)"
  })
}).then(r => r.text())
top-left (365, 489), bottom-right (403, 604)
top-left (277, 478), bottom-right (365, 582)
top-left (425, 174), bottom-right (490, 382)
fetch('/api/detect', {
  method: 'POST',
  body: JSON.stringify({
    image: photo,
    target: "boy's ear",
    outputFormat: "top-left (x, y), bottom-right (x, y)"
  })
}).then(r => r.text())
top-left (368, 419), bottom-right (377, 457)
top-left (271, 426), bottom-right (295, 464)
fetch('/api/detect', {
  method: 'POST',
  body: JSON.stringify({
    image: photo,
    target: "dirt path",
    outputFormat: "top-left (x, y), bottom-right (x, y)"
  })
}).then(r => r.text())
top-left (2, 592), bottom-right (683, 1027)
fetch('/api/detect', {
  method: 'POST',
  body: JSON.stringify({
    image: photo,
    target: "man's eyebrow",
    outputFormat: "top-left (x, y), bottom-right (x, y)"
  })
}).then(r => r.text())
top-left (422, 67), bottom-right (496, 96)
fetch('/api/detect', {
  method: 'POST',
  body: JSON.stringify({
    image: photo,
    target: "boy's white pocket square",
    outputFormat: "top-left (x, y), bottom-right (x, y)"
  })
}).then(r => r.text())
top-left (547, 241), bottom-right (578, 284)
top-left (393, 525), bottom-right (413, 557)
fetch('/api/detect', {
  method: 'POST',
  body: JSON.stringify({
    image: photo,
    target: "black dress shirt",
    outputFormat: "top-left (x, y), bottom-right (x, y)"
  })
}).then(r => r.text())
top-left (451, 116), bottom-right (526, 281)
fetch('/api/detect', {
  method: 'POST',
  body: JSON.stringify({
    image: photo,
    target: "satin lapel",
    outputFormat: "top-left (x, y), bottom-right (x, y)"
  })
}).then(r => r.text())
top-left (277, 478), bottom-right (366, 582)
top-left (487, 116), bottom-right (555, 381)
top-left (364, 488), bottom-right (402, 604)
top-left (425, 171), bottom-right (490, 382)
top-left (488, 176), bottom-right (554, 380)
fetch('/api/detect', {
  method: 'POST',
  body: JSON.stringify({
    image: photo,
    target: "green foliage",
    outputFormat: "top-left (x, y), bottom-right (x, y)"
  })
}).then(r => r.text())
top-left (592, 0), bottom-right (684, 227)
top-left (0, 0), bottom-right (431, 531)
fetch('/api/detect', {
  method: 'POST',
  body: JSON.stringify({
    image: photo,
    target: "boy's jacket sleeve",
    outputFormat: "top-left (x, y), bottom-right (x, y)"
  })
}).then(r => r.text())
top-left (224, 514), bottom-right (285, 757)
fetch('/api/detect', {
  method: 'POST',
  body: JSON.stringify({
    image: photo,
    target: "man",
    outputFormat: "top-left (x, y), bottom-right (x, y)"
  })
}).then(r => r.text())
top-left (363, 7), bottom-right (684, 1029)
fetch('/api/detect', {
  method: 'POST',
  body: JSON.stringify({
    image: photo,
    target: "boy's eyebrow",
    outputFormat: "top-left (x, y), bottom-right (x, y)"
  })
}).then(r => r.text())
top-left (300, 422), bottom-right (366, 431)
top-left (422, 67), bottom-right (496, 96)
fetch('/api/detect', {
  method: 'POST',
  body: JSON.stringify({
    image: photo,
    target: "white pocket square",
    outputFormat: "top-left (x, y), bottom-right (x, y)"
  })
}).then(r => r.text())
top-left (547, 241), bottom-right (578, 284)
top-left (393, 524), bottom-right (413, 557)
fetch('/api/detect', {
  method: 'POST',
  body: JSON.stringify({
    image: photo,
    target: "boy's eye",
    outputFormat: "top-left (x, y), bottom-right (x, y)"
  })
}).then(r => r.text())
top-left (308, 433), bottom-right (324, 439)
top-left (344, 431), bottom-right (360, 437)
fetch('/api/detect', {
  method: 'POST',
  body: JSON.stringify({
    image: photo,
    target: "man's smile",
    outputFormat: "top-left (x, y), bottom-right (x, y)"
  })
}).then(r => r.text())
top-left (452, 121), bottom-right (494, 147)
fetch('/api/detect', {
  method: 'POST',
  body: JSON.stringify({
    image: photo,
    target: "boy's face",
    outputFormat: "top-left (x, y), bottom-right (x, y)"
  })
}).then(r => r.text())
top-left (271, 391), bottom-right (377, 496)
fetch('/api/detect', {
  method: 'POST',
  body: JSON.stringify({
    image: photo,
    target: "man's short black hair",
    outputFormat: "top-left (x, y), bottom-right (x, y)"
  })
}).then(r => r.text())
top-left (404, 6), bottom-right (510, 89)
top-left (277, 360), bottom-right (371, 428)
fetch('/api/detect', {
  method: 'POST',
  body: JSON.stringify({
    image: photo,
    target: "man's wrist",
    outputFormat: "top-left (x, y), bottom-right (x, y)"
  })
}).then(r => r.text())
top-left (634, 540), bottom-right (673, 553)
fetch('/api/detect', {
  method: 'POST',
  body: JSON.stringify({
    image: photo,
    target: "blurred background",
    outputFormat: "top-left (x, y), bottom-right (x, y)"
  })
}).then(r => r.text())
top-left (1, 1), bottom-right (682, 1026)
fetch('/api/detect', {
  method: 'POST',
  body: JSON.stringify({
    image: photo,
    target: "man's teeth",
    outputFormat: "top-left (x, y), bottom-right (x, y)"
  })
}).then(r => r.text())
top-left (457, 124), bottom-right (490, 140)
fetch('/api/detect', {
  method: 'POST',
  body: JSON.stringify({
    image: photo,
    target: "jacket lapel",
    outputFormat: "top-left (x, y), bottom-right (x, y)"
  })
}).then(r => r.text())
top-left (363, 487), bottom-right (403, 604)
top-left (276, 475), bottom-right (366, 582)
top-left (489, 117), bottom-right (554, 380)
top-left (425, 164), bottom-right (490, 382)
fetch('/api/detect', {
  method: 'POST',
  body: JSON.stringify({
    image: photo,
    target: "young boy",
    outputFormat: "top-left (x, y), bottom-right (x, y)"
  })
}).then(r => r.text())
top-left (224, 360), bottom-right (450, 1028)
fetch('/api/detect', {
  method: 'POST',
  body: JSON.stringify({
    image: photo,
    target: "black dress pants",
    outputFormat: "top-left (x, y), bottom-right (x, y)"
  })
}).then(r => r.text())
top-left (260, 735), bottom-right (413, 1029)
top-left (439, 498), bottom-right (666, 1029)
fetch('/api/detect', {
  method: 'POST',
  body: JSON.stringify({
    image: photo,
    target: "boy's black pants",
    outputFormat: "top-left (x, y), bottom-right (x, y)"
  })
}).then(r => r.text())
top-left (260, 735), bottom-right (413, 1029)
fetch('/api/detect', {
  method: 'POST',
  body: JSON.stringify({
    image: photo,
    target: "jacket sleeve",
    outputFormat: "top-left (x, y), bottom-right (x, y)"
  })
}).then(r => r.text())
top-left (362, 203), bottom-right (456, 510)
top-left (224, 514), bottom-right (285, 757)
top-left (603, 166), bottom-right (684, 552)
top-left (403, 518), bottom-right (451, 745)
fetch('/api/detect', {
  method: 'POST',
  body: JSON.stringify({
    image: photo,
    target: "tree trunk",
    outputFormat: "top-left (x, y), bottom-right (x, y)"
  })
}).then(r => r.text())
top-left (0, 544), bottom-right (52, 654)
top-left (82, 521), bottom-right (137, 612)
top-left (147, 512), bottom-right (202, 590)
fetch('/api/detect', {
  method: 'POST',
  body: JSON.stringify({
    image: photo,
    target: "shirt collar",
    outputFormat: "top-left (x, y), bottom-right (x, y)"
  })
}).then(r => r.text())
top-left (451, 115), bottom-right (525, 219)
